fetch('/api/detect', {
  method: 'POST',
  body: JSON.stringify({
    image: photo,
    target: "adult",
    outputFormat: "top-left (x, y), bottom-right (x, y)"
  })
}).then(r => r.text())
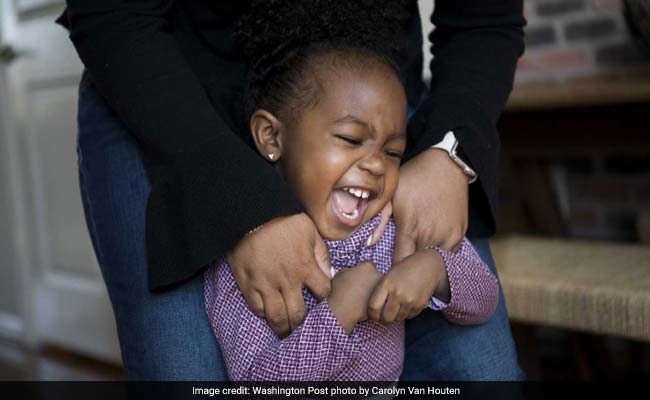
top-left (59, 0), bottom-right (525, 380)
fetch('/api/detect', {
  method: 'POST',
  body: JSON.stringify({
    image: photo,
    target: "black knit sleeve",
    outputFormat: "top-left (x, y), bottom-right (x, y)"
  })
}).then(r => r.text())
top-left (405, 0), bottom-right (525, 237)
top-left (62, 0), bottom-right (303, 289)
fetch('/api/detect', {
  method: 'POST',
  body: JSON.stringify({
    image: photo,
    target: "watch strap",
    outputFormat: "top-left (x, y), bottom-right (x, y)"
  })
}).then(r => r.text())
top-left (431, 131), bottom-right (477, 184)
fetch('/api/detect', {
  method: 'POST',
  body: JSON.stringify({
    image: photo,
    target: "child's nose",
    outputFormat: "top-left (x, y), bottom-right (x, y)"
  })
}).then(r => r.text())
top-left (358, 152), bottom-right (385, 176)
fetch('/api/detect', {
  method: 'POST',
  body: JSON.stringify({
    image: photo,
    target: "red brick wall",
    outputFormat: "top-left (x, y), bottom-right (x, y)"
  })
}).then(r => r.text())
top-left (496, 2), bottom-right (650, 243)
top-left (565, 156), bottom-right (650, 241)
top-left (516, 0), bottom-right (650, 84)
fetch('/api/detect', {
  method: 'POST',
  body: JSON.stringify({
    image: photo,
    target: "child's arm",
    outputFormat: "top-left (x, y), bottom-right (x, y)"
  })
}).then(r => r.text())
top-left (429, 238), bottom-right (499, 325)
top-left (368, 234), bottom-right (498, 326)
top-left (203, 259), bottom-right (376, 381)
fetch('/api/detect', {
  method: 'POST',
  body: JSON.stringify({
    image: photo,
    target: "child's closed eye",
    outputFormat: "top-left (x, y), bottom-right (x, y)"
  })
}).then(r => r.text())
top-left (335, 135), bottom-right (362, 145)
top-left (335, 134), bottom-right (403, 160)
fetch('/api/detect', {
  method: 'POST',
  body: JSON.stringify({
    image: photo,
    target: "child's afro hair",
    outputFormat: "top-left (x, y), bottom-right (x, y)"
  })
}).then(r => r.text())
top-left (235, 0), bottom-right (414, 119)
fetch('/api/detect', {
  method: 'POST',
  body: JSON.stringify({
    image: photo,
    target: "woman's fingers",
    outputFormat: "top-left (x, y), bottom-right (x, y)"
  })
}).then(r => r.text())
top-left (281, 284), bottom-right (308, 332)
top-left (368, 202), bottom-right (392, 247)
top-left (261, 290), bottom-right (291, 337)
top-left (228, 213), bottom-right (332, 336)
top-left (304, 260), bottom-right (332, 302)
top-left (246, 290), bottom-right (265, 318)
top-left (313, 231), bottom-right (332, 279)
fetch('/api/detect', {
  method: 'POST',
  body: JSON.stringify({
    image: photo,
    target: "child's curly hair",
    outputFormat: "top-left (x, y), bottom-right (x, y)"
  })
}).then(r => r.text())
top-left (236, 0), bottom-right (413, 122)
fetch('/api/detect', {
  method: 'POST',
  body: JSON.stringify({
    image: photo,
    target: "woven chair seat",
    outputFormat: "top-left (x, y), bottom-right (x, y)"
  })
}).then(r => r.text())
top-left (490, 235), bottom-right (650, 341)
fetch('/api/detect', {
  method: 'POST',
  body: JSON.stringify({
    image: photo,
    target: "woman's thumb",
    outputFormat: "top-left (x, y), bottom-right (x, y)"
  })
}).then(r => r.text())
top-left (368, 202), bottom-right (392, 247)
top-left (313, 231), bottom-right (332, 279)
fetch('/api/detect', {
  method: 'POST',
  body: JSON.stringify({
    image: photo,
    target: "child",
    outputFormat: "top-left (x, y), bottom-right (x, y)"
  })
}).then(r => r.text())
top-left (204, 0), bottom-right (499, 381)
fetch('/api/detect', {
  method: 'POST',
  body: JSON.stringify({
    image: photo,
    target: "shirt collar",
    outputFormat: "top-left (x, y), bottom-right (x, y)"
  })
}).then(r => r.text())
top-left (324, 213), bottom-right (382, 268)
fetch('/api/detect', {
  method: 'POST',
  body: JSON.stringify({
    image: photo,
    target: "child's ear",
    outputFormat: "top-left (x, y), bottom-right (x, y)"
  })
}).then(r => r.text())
top-left (250, 109), bottom-right (283, 162)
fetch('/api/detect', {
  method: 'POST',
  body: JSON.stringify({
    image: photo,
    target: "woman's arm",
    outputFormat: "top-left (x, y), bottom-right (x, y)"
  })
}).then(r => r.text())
top-left (405, 0), bottom-right (526, 238)
top-left (62, 1), bottom-right (304, 289)
top-left (204, 261), bottom-right (361, 381)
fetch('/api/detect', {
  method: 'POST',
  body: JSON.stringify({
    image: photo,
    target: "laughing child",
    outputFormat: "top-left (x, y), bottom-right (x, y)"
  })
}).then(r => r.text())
top-left (204, 0), bottom-right (499, 381)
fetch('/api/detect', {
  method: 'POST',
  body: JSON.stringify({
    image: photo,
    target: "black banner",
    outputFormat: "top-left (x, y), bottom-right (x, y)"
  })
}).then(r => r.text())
top-left (0, 381), bottom-right (645, 400)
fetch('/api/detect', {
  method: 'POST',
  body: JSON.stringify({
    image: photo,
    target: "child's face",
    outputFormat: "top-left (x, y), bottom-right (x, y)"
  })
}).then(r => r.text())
top-left (278, 63), bottom-right (407, 240)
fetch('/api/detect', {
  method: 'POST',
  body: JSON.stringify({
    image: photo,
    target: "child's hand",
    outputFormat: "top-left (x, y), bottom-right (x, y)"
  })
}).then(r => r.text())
top-left (367, 249), bottom-right (450, 324)
top-left (328, 261), bottom-right (383, 334)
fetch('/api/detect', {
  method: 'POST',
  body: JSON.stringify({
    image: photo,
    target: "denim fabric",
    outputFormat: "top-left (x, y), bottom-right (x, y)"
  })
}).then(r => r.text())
top-left (401, 95), bottom-right (524, 381)
top-left (76, 71), bottom-right (228, 380)
top-left (76, 71), bottom-right (522, 381)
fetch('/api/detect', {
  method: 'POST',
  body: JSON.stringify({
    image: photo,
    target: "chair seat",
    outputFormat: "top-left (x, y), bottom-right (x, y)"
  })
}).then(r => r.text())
top-left (490, 235), bottom-right (650, 342)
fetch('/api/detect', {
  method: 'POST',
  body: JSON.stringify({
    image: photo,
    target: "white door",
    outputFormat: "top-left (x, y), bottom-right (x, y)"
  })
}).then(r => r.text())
top-left (1, 0), bottom-right (120, 364)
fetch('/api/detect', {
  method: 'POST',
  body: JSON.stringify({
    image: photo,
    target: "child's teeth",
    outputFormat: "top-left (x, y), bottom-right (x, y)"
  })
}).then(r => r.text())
top-left (342, 208), bottom-right (359, 219)
top-left (342, 187), bottom-right (371, 199)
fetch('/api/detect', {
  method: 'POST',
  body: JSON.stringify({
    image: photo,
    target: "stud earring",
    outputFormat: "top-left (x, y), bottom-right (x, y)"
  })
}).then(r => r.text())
top-left (268, 153), bottom-right (275, 161)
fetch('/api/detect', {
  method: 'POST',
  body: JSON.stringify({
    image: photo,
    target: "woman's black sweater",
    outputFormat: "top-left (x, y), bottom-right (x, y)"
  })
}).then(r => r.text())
top-left (57, 0), bottom-right (525, 290)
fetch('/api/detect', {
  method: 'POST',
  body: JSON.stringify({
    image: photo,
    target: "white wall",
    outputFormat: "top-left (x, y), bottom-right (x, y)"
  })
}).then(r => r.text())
top-left (419, 0), bottom-right (435, 83)
top-left (0, 0), bottom-right (23, 339)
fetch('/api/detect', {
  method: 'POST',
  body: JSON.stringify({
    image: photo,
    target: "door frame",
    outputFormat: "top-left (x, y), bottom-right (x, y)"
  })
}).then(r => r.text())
top-left (1, 0), bottom-right (121, 363)
top-left (0, 0), bottom-right (36, 347)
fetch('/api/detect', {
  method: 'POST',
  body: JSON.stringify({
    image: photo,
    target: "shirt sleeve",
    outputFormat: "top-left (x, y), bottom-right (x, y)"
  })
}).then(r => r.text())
top-left (428, 239), bottom-right (500, 325)
top-left (406, 0), bottom-right (526, 237)
top-left (62, 0), bottom-right (304, 289)
top-left (204, 261), bottom-right (362, 381)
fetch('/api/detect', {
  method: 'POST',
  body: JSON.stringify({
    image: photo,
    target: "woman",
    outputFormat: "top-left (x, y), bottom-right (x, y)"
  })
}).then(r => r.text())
top-left (60, 0), bottom-right (525, 380)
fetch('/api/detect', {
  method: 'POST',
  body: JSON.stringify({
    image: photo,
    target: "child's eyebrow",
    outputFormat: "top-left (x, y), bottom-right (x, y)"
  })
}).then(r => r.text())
top-left (331, 114), bottom-right (369, 128)
top-left (331, 114), bottom-right (406, 140)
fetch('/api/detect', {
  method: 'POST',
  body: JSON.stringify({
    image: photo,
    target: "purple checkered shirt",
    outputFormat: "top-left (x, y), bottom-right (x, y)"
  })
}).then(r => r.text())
top-left (204, 215), bottom-right (499, 381)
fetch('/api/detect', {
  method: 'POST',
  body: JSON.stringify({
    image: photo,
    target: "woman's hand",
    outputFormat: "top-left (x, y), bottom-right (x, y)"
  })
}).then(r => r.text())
top-left (367, 202), bottom-right (392, 247)
top-left (227, 213), bottom-right (332, 338)
top-left (367, 249), bottom-right (449, 324)
top-left (392, 149), bottom-right (469, 263)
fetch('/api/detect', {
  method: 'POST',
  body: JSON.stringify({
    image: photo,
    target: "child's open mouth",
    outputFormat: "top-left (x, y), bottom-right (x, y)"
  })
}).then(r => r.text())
top-left (331, 186), bottom-right (374, 228)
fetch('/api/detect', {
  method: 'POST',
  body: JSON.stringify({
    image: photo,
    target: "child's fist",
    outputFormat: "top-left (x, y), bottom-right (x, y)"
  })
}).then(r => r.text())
top-left (367, 249), bottom-right (449, 324)
top-left (328, 261), bottom-right (383, 333)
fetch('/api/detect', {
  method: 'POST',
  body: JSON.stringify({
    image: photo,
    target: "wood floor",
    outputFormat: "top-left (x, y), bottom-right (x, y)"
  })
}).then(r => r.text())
top-left (0, 338), bottom-right (123, 381)
top-left (1, 326), bottom-right (648, 381)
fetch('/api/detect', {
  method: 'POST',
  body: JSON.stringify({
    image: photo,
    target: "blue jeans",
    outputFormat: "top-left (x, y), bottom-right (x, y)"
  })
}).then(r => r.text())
top-left (77, 71), bottom-right (523, 380)
top-left (77, 71), bottom-right (227, 380)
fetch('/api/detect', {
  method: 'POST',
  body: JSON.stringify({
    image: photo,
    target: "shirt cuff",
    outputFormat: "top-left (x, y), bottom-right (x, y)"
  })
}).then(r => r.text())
top-left (426, 246), bottom-right (454, 311)
top-left (428, 296), bottom-right (449, 311)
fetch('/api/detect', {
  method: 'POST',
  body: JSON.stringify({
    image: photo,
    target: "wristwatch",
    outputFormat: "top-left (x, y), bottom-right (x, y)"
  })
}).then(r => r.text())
top-left (430, 131), bottom-right (477, 184)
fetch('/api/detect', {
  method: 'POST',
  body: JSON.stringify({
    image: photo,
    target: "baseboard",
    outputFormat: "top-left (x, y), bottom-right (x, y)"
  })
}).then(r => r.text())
top-left (0, 312), bottom-right (23, 342)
